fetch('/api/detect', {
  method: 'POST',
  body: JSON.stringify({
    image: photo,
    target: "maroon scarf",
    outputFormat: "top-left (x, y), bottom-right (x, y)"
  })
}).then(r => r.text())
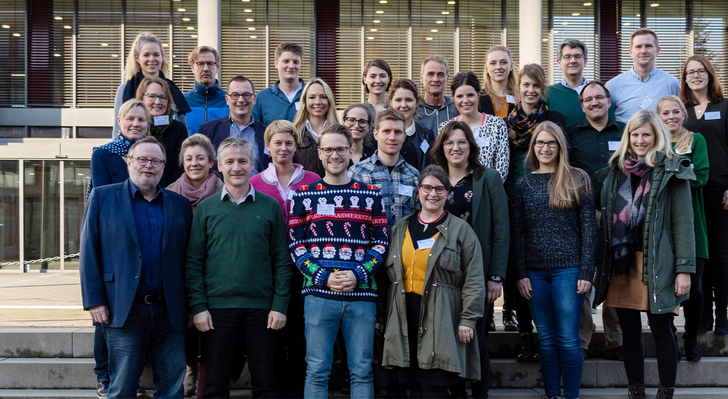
top-left (169, 173), bottom-right (219, 212)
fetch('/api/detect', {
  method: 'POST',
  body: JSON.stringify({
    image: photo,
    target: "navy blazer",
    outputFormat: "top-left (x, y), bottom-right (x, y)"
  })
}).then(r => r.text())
top-left (198, 115), bottom-right (270, 173)
top-left (79, 180), bottom-right (192, 333)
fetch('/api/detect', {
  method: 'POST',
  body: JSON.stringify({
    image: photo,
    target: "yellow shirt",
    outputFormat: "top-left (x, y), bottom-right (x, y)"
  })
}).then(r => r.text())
top-left (402, 228), bottom-right (440, 295)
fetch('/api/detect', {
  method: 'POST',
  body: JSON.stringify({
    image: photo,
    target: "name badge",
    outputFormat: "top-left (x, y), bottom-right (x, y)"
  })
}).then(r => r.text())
top-left (317, 203), bottom-right (335, 215)
top-left (639, 96), bottom-right (653, 110)
top-left (420, 140), bottom-right (430, 154)
top-left (417, 238), bottom-right (435, 249)
top-left (295, 101), bottom-right (301, 111)
top-left (676, 148), bottom-right (692, 155)
top-left (153, 115), bottom-right (170, 126)
top-left (608, 141), bottom-right (620, 151)
top-left (398, 184), bottom-right (414, 197)
top-left (264, 147), bottom-right (270, 155)
top-left (705, 111), bottom-right (721, 120)
top-left (506, 94), bottom-right (515, 104)
top-left (476, 137), bottom-right (491, 148)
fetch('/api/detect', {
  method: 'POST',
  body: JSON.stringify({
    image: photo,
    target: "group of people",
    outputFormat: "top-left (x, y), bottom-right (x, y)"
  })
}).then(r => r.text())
top-left (78, 27), bottom-right (728, 399)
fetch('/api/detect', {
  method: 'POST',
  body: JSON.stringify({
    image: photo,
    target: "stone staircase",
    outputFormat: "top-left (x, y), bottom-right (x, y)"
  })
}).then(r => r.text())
top-left (1, 328), bottom-right (727, 398)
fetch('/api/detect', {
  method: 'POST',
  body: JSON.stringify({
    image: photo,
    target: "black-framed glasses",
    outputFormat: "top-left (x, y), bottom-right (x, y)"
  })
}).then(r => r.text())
top-left (131, 157), bottom-right (165, 168)
top-left (419, 184), bottom-right (447, 194)
top-left (581, 95), bottom-right (607, 103)
top-left (534, 140), bottom-right (558, 148)
top-left (343, 117), bottom-right (369, 128)
top-left (144, 93), bottom-right (168, 103)
top-left (194, 61), bottom-right (217, 69)
top-left (686, 69), bottom-right (707, 77)
top-left (320, 147), bottom-right (349, 157)
top-left (227, 92), bottom-right (254, 101)
top-left (561, 54), bottom-right (585, 61)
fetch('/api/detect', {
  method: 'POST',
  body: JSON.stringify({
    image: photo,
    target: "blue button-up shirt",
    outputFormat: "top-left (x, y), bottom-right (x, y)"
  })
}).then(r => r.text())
top-left (605, 66), bottom-right (680, 123)
top-left (229, 115), bottom-right (260, 175)
top-left (129, 181), bottom-right (164, 299)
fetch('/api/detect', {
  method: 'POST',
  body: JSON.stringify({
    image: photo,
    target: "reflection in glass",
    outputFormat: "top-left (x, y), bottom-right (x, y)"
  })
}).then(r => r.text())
top-left (23, 161), bottom-right (61, 270)
top-left (0, 161), bottom-right (20, 269)
top-left (64, 161), bottom-right (90, 270)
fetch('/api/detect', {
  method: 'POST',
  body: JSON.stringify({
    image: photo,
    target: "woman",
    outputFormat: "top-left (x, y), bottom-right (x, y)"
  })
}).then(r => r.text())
top-left (292, 78), bottom-right (339, 176)
top-left (167, 134), bottom-right (223, 212)
top-left (680, 55), bottom-right (728, 336)
top-left (438, 71), bottom-right (509, 182)
top-left (480, 46), bottom-right (519, 119)
top-left (113, 32), bottom-right (190, 138)
top-left (249, 120), bottom-right (320, 398)
top-left (136, 77), bottom-right (187, 186)
top-left (429, 121), bottom-right (509, 399)
top-left (657, 95), bottom-right (710, 361)
top-left (342, 104), bottom-right (376, 164)
top-left (594, 110), bottom-right (695, 399)
top-left (362, 58), bottom-right (392, 116)
top-left (513, 121), bottom-right (596, 399)
top-left (88, 99), bottom-right (150, 198)
top-left (381, 165), bottom-right (485, 398)
top-left (389, 79), bottom-right (436, 171)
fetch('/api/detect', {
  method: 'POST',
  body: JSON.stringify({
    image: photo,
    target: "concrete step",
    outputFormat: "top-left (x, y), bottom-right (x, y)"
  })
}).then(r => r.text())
top-left (0, 388), bottom-right (727, 398)
top-left (2, 357), bottom-right (728, 390)
top-left (3, 327), bottom-right (728, 359)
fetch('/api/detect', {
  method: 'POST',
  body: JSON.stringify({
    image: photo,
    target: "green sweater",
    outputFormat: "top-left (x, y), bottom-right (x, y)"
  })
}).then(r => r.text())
top-left (545, 83), bottom-right (616, 127)
top-left (672, 133), bottom-right (710, 259)
top-left (185, 190), bottom-right (292, 315)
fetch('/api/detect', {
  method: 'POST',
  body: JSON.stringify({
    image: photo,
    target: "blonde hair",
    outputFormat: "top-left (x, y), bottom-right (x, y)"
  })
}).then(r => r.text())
top-left (656, 95), bottom-right (694, 154)
top-left (482, 46), bottom-right (519, 114)
top-left (123, 32), bottom-right (169, 81)
top-left (292, 78), bottom-right (339, 142)
top-left (117, 99), bottom-right (151, 138)
top-left (525, 121), bottom-right (591, 210)
top-left (609, 110), bottom-right (674, 168)
top-left (264, 119), bottom-right (302, 147)
top-left (179, 134), bottom-right (216, 166)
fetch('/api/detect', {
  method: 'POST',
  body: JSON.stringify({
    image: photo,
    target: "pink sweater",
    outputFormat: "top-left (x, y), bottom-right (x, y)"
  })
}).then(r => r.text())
top-left (250, 163), bottom-right (321, 223)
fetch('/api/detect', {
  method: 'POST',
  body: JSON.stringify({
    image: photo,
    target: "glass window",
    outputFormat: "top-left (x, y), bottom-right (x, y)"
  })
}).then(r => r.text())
top-left (171, 1), bottom-right (198, 92)
top-left (221, 0), bottom-right (267, 93)
top-left (0, 126), bottom-right (25, 138)
top-left (0, 160), bottom-right (20, 269)
top-left (77, 127), bottom-right (112, 138)
top-left (23, 160), bottom-right (61, 271)
top-left (63, 161), bottom-right (89, 270)
top-left (694, 0), bottom-right (728, 90)
top-left (268, 0), bottom-right (315, 87)
top-left (411, 0), bottom-right (457, 92)
top-left (0, 0), bottom-right (27, 107)
top-left (542, 0), bottom-right (597, 84)
top-left (28, 127), bottom-right (68, 138)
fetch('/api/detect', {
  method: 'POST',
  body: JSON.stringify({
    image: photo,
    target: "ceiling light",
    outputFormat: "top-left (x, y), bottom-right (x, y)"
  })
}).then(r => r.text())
top-left (542, 38), bottom-right (549, 42)
top-left (572, 13), bottom-right (580, 16)
top-left (101, 43), bottom-right (108, 46)
top-left (111, 54), bottom-right (119, 57)
top-left (182, 18), bottom-right (190, 21)
top-left (191, 35), bottom-right (198, 38)
top-left (376, 10), bottom-right (384, 14)
top-left (583, 2), bottom-right (592, 5)
top-left (636, 13), bottom-right (641, 16)
top-left (373, 20), bottom-right (380, 23)
top-left (246, 18), bottom-right (254, 21)
top-left (54, 16), bottom-right (62, 20)
top-left (650, 3), bottom-right (659, 7)
top-left (244, 9), bottom-right (252, 12)
top-left (367, 36), bottom-right (375, 40)
top-left (178, 8), bottom-right (186, 12)
top-left (173, 64), bottom-right (180, 68)
top-left (248, 27), bottom-right (255, 30)
top-left (624, 22), bottom-right (631, 26)
top-left (187, 26), bottom-right (194, 30)
top-left (442, 11), bottom-right (449, 14)
top-left (250, 35), bottom-right (257, 38)
top-left (64, 25), bottom-right (72, 29)
top-left (426, 37), bottom-right (433, 41)
top-left (380, 0), bottom-right (388, 3)
top-left (431, 29), bottom-right (438, 32)
top-left (13, 32), bottom-right (20, 36)
top-left (370, 28), bottom-right (377, 31)
top-left (448, 1), bottom-right (456, 4)
top-left (162, 43), bottom-right (169, 47)
top-left (436, 20), bottom-right (444, 24)
top-left (1, 25), bottom-right (9, 28)
top-left (561, 21), bottom-right (569, 25)
top-left (54, 53), bottom-right (61, 57)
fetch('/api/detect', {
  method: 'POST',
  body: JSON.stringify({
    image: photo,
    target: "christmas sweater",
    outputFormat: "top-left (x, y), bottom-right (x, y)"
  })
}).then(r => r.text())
top-left (288, 179), bottom-right (389, 302)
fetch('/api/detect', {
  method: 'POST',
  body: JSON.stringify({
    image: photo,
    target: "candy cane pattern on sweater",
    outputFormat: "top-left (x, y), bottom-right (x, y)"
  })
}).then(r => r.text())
top-left (310, 223), bottom-right (318, 237)
top-left (343, 222), bottom-right (351, 237)
top-left (326, 221), bottom-right (334, 236)
top-left (361, 224), bottom-right (366, 238)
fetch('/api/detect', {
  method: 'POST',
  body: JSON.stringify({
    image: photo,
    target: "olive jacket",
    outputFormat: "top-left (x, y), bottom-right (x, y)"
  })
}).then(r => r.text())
top-left (381, 213), bottom-right (485, 380)
top-left (471, 168), bottom-right (510, 280)
top-left (594, 152), bottom-right (697, 314)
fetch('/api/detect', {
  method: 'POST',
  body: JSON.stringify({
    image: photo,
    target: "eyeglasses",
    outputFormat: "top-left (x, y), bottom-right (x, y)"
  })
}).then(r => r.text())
top-left (419, 184), bottom-right (447, 194)
top-left (194, 61), bottom-right (217, 69)
top-left (343, 117), bottom-right (370, 128)
top-left (443, 139), bottom-right (469, 149)
top-left (686, 69), bottom-right (707, 77)
top-left (581, 95), bottom-right (607, 103)
top-left (131, 157), bottom-right (165, 168)
top-left (320, 147), bottom-right (349, 157)
top-left (228, 92), bottom-right (254, 101)
top-left (560, 54), bottom-right (585, 61)
top-left (144, 93), bottom-right (168, 103)
top-left (534, 140), bottom-right (559, 148)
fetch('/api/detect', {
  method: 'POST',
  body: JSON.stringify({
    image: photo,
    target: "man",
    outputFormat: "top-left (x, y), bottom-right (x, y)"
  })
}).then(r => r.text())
top-left (198, 76), bottom-right (269, 175)
top-left (350, 109), bottom-right (419, 229)
top-left (289, 124), bottom-right (388, 398)
top-left (606, 28), bottom-right (680, 123)
top-left (252, 42), bottom-right (305, 125)
top-left (80, 137), bottom-right (192, 399)
top-left (417, 55), bottom-right (459, 134)
top-left (566, 80), bottom-right (626, 361)
top-left (545, 39), bottom-right (616, 126)
top-left (185, 137), bottom-right (292, 397)
top-left (184, 46), bottom-right (229, 135)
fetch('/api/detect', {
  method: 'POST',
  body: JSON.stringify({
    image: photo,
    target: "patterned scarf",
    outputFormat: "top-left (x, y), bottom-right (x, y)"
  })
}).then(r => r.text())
top-left (611, 154), bottom-right (653, 276)
top-left (507, 101), bottom-right (547, 150)
top-left (85, 135), bottom-right (136, 199)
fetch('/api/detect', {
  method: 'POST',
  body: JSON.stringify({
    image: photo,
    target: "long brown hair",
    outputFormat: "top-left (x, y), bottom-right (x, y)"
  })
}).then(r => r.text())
top-left (524, 121), bottom-right (591, 210)
top-left (680, 54), bottom-right (724, 107)
top-left (135, 77), bottom-right (173, 114)
top-left (429, 121), bottom-right (485, 180)
top-left (482, 46), bottom-right (519, 115)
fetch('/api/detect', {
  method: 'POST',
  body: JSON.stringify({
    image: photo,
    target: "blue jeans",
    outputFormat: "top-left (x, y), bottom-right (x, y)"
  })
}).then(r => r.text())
top-left (527, 268), bottom-right (585, 399)
top-left (104, 301), bottom-right (185, 398)
top-left (94, 324), bottom-right (109, 383)
top-left (303, 295), bottom-right (376, 399)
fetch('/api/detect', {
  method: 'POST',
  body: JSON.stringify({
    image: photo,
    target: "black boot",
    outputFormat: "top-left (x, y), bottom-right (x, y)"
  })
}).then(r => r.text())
top-left (699, 294), bottom-right (714, 332)
top-left (715, 300), bottom-right (728, 335)
top-left (503, 309), bottom-right (518, 331)
top-left (628, 383), bottom-right (646, 399)
top-left (516, 333), bottom-right (534, 363)
top-left (655, 385), bottom-right (674, 399)
top-left (684, 338), bottom-right (702, 362)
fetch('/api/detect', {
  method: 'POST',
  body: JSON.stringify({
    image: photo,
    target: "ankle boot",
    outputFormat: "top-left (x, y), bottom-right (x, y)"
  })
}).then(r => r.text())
top-left (628, 383), bottom-right (645, 399)
top-left (684, 338), bottom-right (702, 362)
top-left (516, 333), bottom-right (534, 363)
top-left (699, 295), bottom-right (714, 332)
top-left (503, 309), bottom-right (518, 331)
top-left (655, 385), bottom-right (674, 399)
top-left (715, 300), bottom-right (728, 335)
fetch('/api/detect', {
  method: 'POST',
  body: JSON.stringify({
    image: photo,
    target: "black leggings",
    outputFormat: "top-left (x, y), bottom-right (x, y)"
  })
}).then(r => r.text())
top-left (683, 258), bottom-right (706, 340)
top-left (616, 308), bottom-right (677, 387)
top-left (703, 186), bottom-right (728, 306)
top-left (410, 383), bottom-right (449, 398)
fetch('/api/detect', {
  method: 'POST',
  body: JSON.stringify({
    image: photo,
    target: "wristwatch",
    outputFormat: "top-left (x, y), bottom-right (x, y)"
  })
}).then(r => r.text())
top-left (489, 276), bottom-right (503, 283)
